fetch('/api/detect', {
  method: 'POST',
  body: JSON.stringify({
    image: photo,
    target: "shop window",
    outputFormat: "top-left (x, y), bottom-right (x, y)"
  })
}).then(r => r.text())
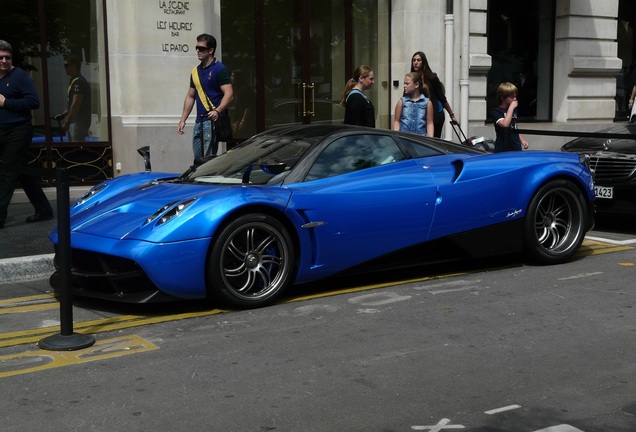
top-left (0, 0), bottom-right (112, 186)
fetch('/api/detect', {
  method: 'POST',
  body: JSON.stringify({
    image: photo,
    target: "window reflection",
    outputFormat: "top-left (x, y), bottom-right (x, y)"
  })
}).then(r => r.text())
top-left (46, 0), bottom-right (107, 143)
top-left (306, 135), bottom-right (403, 181)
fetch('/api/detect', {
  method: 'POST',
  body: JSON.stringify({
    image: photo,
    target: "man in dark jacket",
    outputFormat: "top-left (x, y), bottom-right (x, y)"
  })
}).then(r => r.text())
top-left (0, 40), bottom-right (53, 228)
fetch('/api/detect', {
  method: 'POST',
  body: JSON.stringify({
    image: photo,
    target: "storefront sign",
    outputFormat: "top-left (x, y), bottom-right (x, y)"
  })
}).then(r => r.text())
top-left (154, 1), bottom-right (195, 52)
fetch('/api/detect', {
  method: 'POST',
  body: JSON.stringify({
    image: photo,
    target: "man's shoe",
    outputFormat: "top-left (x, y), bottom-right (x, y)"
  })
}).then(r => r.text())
top-left (25, 213), bottom-right (54, 223)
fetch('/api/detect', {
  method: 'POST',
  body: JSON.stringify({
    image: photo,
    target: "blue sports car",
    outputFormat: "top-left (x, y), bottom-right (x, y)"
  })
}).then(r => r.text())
top-left (49, 125), bottom-right (595, 308)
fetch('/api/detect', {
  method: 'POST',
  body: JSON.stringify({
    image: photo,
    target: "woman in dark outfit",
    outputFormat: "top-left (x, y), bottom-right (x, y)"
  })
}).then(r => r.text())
top-left (410, 51), bottom-right (457, 138)
top-left (340, 65), bottom-right (375, 127)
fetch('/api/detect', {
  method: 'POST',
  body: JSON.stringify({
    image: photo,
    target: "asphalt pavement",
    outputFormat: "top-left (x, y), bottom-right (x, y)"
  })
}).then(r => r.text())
top-left (2, 242), bottom-right (636, 431)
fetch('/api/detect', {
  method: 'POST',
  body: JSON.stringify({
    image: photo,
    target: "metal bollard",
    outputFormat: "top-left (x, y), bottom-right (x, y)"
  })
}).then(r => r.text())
top-left (38, 168), bottom-right (95, 351)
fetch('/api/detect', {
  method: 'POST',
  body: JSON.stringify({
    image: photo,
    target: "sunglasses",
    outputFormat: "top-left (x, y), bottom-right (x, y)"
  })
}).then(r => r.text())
top-left (0, 56), bottom-right (12, 61)
top-left (195, 46), bottom-right (210, 52)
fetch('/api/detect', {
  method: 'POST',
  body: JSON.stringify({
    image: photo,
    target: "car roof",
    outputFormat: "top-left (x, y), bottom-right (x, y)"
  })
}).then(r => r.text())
top-left (261, 124), bottom-right (482, 152)
top-left (264, 124), bottom-right (377, 138)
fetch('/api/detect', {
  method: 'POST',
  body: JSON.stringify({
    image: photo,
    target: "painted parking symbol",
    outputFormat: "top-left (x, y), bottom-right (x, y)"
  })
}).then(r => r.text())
top-left (0, 335), bottom-right (158, 378)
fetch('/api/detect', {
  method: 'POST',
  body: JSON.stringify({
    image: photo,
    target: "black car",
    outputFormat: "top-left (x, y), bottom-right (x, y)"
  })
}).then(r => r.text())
top-left (561, 122), bottom-right (636, 216)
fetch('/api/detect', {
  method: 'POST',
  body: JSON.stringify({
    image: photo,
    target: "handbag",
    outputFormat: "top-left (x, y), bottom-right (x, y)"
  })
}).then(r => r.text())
top-left (215, 111), bottom-right (233, 142)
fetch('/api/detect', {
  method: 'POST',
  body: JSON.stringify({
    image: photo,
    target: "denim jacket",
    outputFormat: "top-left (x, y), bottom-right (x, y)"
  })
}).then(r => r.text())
top-left (399, 96), bottom-right (429, 135)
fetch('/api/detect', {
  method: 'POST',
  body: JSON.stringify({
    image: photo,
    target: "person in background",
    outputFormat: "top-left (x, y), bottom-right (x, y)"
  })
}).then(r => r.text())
top-left (178, 33), bottom-right (233, 160)
top-left (393, 72), bottom-right (434, 136)
top-left (54, 54), bottom-right (91, 141)
top-left (340, 65), bottom-right (375, 127)
top-left (0, 40), bottom-right (53, 228)
top-left (515, 58), bottom-right (537, 118)
top-left (410, 51), bottom-right (457, 138)
top-left (628, 84), bottom-right (636, 122)
top-left (492, 82), bottom-right (529, 152)
top-left (230, 69), bottom-right (254, 140)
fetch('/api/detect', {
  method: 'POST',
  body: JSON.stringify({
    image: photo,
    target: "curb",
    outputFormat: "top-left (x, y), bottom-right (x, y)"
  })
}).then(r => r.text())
top-left (0, 254), bottom-right (54, 283)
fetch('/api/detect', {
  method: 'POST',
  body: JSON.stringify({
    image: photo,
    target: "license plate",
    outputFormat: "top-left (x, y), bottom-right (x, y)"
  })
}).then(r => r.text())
top-left (594, 186), bottom-right (613, 199)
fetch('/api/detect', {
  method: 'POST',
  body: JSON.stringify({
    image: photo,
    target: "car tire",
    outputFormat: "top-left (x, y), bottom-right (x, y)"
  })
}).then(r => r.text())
top-left (523, 179), bottom-right (587, 264)
top-left (207, 213), bottom-right (295, 308)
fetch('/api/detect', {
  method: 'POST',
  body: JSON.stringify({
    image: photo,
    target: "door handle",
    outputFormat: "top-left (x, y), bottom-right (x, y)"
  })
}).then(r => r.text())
top-left (301, 82), bottom-right (308, 117)
top-left (301, 82), bottom-right (315, 117)
top-left (307, 82), bottom-right (315, 117)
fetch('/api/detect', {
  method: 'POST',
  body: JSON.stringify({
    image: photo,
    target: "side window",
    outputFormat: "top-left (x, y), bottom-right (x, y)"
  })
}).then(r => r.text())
top-left (400, 138), bottom-right (445, 158)
top-left (305, 134), bottom-right (404, 181)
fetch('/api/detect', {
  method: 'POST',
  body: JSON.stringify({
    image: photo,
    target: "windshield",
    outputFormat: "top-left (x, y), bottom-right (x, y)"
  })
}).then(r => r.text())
top-left (183, 135), bottom-right (316, 185)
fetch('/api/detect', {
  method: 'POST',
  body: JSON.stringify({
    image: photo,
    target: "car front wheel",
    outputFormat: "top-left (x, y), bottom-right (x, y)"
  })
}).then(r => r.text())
top-left (523, 179), bottom-right (588, 264)
top-left (207, 213), bottom-right (295, 308)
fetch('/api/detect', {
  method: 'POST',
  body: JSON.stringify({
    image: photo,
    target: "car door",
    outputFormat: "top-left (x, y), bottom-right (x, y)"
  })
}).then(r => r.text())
top-left (285, 133), bottom-right (437, 280)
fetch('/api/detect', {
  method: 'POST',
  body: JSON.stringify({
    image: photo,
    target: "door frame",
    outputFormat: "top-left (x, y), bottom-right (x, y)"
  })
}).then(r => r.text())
top-left (254, 0), bottom-right (353, 132)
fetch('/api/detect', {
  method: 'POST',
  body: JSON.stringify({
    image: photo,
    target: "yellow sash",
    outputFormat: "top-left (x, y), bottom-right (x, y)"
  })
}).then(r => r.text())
top-left (191, 66), bottom-right (217, 112)
top-left (67, 77), bottom-right (79, 99)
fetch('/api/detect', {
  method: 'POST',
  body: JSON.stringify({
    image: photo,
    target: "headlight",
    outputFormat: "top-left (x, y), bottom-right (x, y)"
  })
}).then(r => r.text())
top-left (146, 198), bottom-right (197, 226)
top-left (75, 183), bottom-right (108, 206)
top-left (579, 153), bottom-right (595, 178)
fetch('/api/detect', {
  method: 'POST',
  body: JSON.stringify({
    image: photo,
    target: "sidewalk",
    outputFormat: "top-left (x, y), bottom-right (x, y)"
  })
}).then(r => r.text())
top-left (0, 200), bottom-right (58, 282)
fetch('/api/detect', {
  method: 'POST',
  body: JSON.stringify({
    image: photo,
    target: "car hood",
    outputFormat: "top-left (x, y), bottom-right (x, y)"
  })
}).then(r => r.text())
top-left (561, 123), bottom-right (636, 154)
top-left (66, 181), bottom-right (290, 243)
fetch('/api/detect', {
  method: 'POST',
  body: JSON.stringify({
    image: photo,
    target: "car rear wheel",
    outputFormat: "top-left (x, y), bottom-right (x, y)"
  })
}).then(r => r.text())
top-left (523, 179), bottom-right (587, 264)
top-left (207, 214), bottom-right (295, 308)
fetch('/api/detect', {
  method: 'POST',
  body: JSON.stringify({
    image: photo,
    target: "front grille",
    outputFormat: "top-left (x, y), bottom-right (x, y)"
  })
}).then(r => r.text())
top-left (70, 249), bottom-right (140, 275)
top-left (54, 248), bottom-right (158, 298)
top-left (590, 156), bottom-right (636, 182)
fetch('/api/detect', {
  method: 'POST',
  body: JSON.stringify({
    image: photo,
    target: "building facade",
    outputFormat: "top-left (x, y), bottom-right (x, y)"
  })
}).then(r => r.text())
top-left (2, 0), bottom-right (633, 190)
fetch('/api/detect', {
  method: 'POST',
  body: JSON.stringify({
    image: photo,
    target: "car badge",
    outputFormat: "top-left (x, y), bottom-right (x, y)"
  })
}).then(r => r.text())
top-left (602, 139), bottom-right (610, 151)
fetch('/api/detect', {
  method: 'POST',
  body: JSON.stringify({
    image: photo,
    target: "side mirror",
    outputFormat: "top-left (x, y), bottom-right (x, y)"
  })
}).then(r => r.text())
top-left (242, 160), bottom-right (287, 184)
top-left (260, 160), bottom-right (287, 175)
top-left (137, 146), bottom-right (151, 172)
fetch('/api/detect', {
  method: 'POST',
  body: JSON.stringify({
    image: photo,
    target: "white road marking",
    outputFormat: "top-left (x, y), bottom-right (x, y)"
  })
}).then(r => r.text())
top-left (414, 279), bottom-right (480, 290)
top-left (533, 425), bottom-right (585, 432)
top-left (586, 235), bottom-right (636, 245)
top-left (414, 280), bottom-right (482, 295)
top-left (484, 404), bottom-right (521, 415)
top-left (411, 418), bottom-right (465, 430)
top-left (430, 286), bottom-right (479, 295)
top-left (558, 272), bottom-right (603, 280)
top-left (348, 292), bottom-right (411, 306)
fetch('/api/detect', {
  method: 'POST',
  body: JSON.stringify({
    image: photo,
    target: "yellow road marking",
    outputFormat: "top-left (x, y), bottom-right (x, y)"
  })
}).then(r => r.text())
top-left (0, 308), bottom-right (226, 349)
top-left (287, 272), bottom-right (467, 303)
top-left (0, 303), bottom-right (59, 314)
top-left (579, 239), bottom-right (633, 255)
top-left (0, 294), bottom-right (54, 306)
top-left (0, 335), bottom-right (158, 378)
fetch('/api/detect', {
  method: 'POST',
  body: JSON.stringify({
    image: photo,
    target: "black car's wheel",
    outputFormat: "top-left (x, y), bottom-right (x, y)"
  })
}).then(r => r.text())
top-left (207, 214), bottom-right (295, 308)
top-left (523, 179), bottom-right (587, 264)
